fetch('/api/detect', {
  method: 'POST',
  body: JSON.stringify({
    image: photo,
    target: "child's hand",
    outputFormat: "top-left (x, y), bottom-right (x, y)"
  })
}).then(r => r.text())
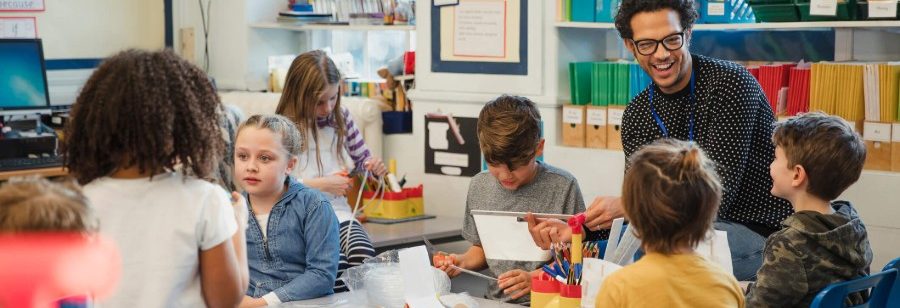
top-left (317, 174), bottom-right (353, 196)
top-left (434, 252), bottom-right (462, 278)
top-left (364, 157), bottom-right (387, 177)
top-left (526, 213), bottom-right (571, 250)
top-left (498, 269), bottom-right (533, 300)
top-left (231, 192), bottom-right (248, 229)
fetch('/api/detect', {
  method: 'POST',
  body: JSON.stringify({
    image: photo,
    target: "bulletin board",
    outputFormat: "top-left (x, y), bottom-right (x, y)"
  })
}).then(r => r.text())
top-left (425, 116), bottom-right (482, 177)
top-left (430, 0), bottom-right (527, 75)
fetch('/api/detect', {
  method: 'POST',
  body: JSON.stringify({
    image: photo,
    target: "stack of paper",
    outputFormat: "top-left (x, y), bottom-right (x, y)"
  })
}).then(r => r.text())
top-left (747, 66), bottom-right (760, 82)
top-left (878, 63), bottom-right (900, 122)
top-left (810, 63), bottom-right (866, 122)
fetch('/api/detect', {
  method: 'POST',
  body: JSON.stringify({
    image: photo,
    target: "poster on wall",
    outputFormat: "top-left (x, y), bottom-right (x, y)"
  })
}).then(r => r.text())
top-left (0, 0), bottom-right (45, 11)
top-left (425, 115), bottom-right (482, 177)
top-left (431, 0), bottom-right (527, 75)
top-left (0, 17), bottom-right (37, 38)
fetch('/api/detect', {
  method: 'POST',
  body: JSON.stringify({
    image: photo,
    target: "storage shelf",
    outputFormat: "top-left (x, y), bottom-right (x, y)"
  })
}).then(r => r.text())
top-left (556, 20), bottom-right (900, 30)
top-left (250, 22), bottom-right (415, 31)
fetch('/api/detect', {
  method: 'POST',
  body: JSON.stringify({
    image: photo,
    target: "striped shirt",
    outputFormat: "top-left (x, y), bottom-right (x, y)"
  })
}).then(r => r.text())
top-left (316, 106), bottom-right (371, 171)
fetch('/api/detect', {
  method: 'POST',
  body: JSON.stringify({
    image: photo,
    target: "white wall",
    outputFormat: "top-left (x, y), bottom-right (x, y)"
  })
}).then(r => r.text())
top-left (1, 0), bottom-right (163, 59)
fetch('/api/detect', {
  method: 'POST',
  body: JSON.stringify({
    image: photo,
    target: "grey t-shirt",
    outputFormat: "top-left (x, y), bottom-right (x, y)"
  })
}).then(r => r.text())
top-left (462, 161), bottom-right (585, 304)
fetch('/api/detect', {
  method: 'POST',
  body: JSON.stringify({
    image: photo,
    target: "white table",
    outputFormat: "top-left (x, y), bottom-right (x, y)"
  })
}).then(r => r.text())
top-left (281, 291), bottom-right (522, 307)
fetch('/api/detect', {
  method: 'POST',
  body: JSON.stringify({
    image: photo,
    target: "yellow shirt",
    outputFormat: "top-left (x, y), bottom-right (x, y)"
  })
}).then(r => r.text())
top-left (596, 252), bottom-right (745, 308)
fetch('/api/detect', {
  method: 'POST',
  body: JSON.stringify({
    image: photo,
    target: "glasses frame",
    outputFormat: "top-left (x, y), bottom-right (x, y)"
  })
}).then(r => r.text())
top-left (631, 32), bottom-right (686, 56)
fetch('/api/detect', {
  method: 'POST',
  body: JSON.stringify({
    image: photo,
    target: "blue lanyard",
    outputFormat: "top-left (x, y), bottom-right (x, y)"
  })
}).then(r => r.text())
top-left (648, 72), bottom-right (696, 141)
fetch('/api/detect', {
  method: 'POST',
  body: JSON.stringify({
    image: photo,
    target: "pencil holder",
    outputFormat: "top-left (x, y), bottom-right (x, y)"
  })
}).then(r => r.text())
top-left (362, 189), bottom-right (409, 219)
top-left (403, 185), bottom-right (424, 217)
top-left (558, 284), bottom-right (582, 308)
top-left (530, 273), bottom-right (560, 308)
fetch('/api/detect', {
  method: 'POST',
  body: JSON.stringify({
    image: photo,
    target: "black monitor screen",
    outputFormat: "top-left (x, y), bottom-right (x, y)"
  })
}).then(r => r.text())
top-left (0, 39), bottom-right (50, 111)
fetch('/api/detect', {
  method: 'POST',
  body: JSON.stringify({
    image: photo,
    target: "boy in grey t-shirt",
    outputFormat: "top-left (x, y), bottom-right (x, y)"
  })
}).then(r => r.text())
top-left (435, 95), bottom-right (585, 305)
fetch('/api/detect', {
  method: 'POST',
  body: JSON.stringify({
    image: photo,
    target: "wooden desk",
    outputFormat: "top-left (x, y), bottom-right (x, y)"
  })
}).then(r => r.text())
top-left (363, 216), bottom-right (464, 253)
top-left (283, 290), bottom-right (520, 307)
top-left (0, 167), bottom-right (67, 181)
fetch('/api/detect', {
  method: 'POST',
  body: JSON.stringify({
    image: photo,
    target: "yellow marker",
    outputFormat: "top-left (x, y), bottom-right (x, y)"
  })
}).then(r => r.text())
top-left (389, 159), bottom-right (397, 175)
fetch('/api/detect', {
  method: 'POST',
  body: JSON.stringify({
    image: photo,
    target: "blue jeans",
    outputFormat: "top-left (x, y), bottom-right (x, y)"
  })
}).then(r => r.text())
top-left (714, 220), bottom-right (765, 281)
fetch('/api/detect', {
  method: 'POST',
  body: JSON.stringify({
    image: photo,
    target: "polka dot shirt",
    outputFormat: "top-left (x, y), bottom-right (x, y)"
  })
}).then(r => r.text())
top-left (621, 54), bottom-right (793, 236)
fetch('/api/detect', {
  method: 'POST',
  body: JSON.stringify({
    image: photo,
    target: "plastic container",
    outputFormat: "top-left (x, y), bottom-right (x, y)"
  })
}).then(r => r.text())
top-left (530, 273), bottom-right (560, 308)
top-left (751, 3), bottom-right (801, 22)
top-left (558, 284), bottom-right (582, 308)
top-left (362, 189), bottom-right (410, 219)
top-left (403, 185), bottom-right (424, 217)
top-left (796, 0), bottom-right (858, 21)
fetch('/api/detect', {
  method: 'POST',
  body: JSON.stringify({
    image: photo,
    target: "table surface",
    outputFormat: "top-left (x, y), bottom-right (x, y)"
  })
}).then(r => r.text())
top-left (0, 166), bottom-right (67, 181)
top-left (281, 291), bottom-right (522, 308)
top-left (364, 216), bottom-right (464, 249)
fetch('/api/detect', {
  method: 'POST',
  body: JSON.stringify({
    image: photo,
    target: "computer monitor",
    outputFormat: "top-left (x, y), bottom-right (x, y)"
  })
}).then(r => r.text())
top-left (0, 39), bottom-right (51, 116)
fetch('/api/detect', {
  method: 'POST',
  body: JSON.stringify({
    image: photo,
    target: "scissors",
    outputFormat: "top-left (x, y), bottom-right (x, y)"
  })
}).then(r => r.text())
top-left (423, 237), bottom-right (497, 282)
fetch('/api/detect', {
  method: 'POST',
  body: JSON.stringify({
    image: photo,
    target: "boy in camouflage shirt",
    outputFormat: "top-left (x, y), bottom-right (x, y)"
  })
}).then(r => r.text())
top-left (746, 112), bottom-right (873, 307)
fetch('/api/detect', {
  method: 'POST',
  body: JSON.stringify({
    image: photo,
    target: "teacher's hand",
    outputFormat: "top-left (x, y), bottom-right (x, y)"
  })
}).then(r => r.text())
top-left (525, 213), bottom-right (570, 250)
top-left (585, 196), bottom-right (624, 231)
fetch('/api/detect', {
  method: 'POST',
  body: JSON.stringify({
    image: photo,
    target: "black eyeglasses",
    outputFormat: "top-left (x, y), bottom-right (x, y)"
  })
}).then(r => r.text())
top-left (631, 32), bottom-right (685, 56)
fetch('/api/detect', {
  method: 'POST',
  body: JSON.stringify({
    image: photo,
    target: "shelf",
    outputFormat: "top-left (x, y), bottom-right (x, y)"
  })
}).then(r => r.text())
top-left (556, 20), bottom-right (900, 30)
top-left (250, 22), bottom-right (415, 31)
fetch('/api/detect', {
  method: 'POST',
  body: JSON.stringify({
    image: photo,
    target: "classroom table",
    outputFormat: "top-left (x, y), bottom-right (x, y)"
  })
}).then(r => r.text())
top-left (364, 216), bottom-right (465, 253)
top-left (280, 291), bottom-right (521, 307)
top-left (0, 166), bottom-right (67, 181)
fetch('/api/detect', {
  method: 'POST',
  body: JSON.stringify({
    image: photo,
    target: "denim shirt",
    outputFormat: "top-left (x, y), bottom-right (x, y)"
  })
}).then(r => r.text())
top-left (244, 176), bottom-right (340, 302)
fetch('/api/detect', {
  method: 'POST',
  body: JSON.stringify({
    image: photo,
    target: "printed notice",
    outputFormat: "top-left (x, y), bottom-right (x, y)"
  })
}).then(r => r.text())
top-left (0, 0), bottom-right (44, 11)
top-left (587, 108), bottom-right (607, 126)
top-left (563, 106), bottom-right (583, 124)
top-left (453, 1), bottom-right (506, 57)
top-left (0, 17), bottom-right (36, 38)
top-left (608, 108), bottom-right (626, 126)
top-left (864, 122), bottom-right (892, 143)
top-left (810, 0), bottom-right (838, 16)
top-left (869, 0), bottom-right (898, 18)
top-left (707, 3), bottom-right (725, 16)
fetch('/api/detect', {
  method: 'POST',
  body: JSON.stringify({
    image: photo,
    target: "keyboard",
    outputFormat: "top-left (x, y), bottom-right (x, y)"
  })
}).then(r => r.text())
top-left (0, 156), bottom-right (64, 172)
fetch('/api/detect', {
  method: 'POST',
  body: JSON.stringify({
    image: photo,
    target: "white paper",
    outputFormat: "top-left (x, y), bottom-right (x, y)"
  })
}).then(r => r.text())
top-left (609, 228), bottom-right (641, 266)
top-left (864, 65), bottom-right (881, 122)
top-left (586, 108), bottom-right (607, 126)
top-left (695, 230), bottom-right (733, 276)
top-left (869, 1), bottom-right (898, 18)
top-left (810, 0), bottom-right (838, 16)
top-left (604, 218), bottom-right (625, 260)
top-left (433, 0), bottom-right (459, 6)
top-left (563, 106), bottom-right (583, 124)
top-left (707, 3), bottom-right (726, 16)
top-left (580, 258), bottom-right (623, 308)
top-left (608, 108), bottom-right (626, 126)
top-left (399, 246), bottom-right (444, 308)
top-left (0, 17), bottom-right (36, 39)
top-left (864, 122), bottom-right (892, 142)
top-left (434, 151), bottom-right (469, 167)
top-left (452, 1), bottom-right (506, 57)
top-left (473, 214), bottom-right (551, 262)
top-left (0, 0), bottom-right (44, 10)
top-left (428, 122), bottom-right (450, 150)
top-left (893, 124), bottom-right (900, 142)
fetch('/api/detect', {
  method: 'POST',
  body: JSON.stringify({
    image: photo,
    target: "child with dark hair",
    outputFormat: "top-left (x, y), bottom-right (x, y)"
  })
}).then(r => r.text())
top-left (596, 139), bottom-right (744, 307)
top-left (64, 49), bottom-right (248, 308)
top-left (435, 94), bottom-right (587, 305)
top-left (746, 112), bottom-right (872, 307)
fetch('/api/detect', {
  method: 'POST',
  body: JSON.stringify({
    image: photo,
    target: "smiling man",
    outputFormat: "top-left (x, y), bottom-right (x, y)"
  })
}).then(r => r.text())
top-left (581, 0), bottom-right (794, 281)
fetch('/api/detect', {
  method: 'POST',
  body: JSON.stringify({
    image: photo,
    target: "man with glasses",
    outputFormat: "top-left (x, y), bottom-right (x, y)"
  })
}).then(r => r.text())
top-left (528, 0), bottom-right (791, 282)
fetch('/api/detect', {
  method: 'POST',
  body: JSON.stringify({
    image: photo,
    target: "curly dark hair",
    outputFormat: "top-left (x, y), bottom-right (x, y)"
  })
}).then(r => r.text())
top-left (64, 49), bottom-right (224, 185)
top-left (614, 0), bottom-right (698, 39)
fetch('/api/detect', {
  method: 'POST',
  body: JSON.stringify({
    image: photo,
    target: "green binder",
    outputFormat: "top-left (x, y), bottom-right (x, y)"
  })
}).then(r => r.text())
top-left (569, 62), bottom-right (593, 105)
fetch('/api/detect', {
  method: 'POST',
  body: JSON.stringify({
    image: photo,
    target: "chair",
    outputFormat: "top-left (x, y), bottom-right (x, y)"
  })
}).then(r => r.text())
top-left (883, 257), bottom-right (900, 272)
top-left (883, 257), bottom-right (900, 307)
top-left (810, 269), bottom-right (897, 308)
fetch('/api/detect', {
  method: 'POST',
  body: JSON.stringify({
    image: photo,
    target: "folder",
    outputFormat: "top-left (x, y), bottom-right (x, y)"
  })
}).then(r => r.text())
top-left (863, 122), bottom-right (893, 171)
top-left (571, 0), bottom-right (596, 22)
top-left (570, 62), bottom-right (593, 105)
top-left (607, 105), bottom-right (626, 150)
top-left (562, 104), bottom-right (587, 147)
top-left (585, 105), bottom-right (608, 149)
top-left (893, 123), bottom-right (900, 172)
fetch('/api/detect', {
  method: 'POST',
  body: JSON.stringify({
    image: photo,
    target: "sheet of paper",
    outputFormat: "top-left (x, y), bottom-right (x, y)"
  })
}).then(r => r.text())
top-left (399, 246), bottom-right (443, 308)
top-left (810, 0), bottom-right (838, 16)
top-left (473, 214), bottom-right (551, 262)
top-left (609, 228), bottom-right (641, 266)
top-left (695, 230), bottom-right (733, 276)
top-left (434, 151), bottom-right (468, 167)
top-left (428, 122), bottom-right (450, 150)
top-left (869, 0), bottom-right (898, 18)
top-left (452, 1), bottom-right (506, 58)
top-left (0, 17), bottom-right (36, 39)
top-left (604, 218), bottom-right (625, 260)
top-left (433, 0), bottom-right (459, 6)
top-left (580, 258), bottom-right (623, 308)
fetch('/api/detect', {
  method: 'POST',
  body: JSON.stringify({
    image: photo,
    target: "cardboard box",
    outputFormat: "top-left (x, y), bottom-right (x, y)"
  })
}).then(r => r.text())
top-left (562, 104), bottom-right (586, 147)
top-left (606, 105), bottom-right (626, 150)
top-left (863, 122), bottom-right (892, 171)
top-left (585, 106), bottom-right (608, 149)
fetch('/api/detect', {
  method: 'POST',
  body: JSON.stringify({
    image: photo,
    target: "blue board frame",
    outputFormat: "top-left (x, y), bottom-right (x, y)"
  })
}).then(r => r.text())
top-left (430, 1), bottom-right (528, 75)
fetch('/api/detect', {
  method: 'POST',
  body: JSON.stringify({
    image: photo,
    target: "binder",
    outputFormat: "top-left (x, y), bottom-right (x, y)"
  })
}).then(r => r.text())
top-left (562, 104), bottom-right (587, 147)
top-left (585, 105), bottom-right (608, 149)
top-left (863, 122), bottom-right (892, 171)
top-left (893, 123), bottom-right (900, 172)
top-left (569, 62), bottom-right (593, 105)
top-left (607, 105), bottom-right (626, 150)
top-left (571, 0), bottom-right (596, 22)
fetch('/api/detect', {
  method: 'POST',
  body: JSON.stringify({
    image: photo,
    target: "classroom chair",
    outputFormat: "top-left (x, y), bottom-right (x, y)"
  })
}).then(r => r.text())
top-left (883, 257), bottom-right (900, 272)
top-left (810, 269), bottom-right (897, 308)
top-left (883, 257), bottom-right (900, 307)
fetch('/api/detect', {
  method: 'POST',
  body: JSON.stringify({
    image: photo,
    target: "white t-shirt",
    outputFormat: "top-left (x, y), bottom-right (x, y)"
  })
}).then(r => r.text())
top-left (256, 213), bottom-right (269, 238)
top-left (84, 172), bottom-right (237, 308)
